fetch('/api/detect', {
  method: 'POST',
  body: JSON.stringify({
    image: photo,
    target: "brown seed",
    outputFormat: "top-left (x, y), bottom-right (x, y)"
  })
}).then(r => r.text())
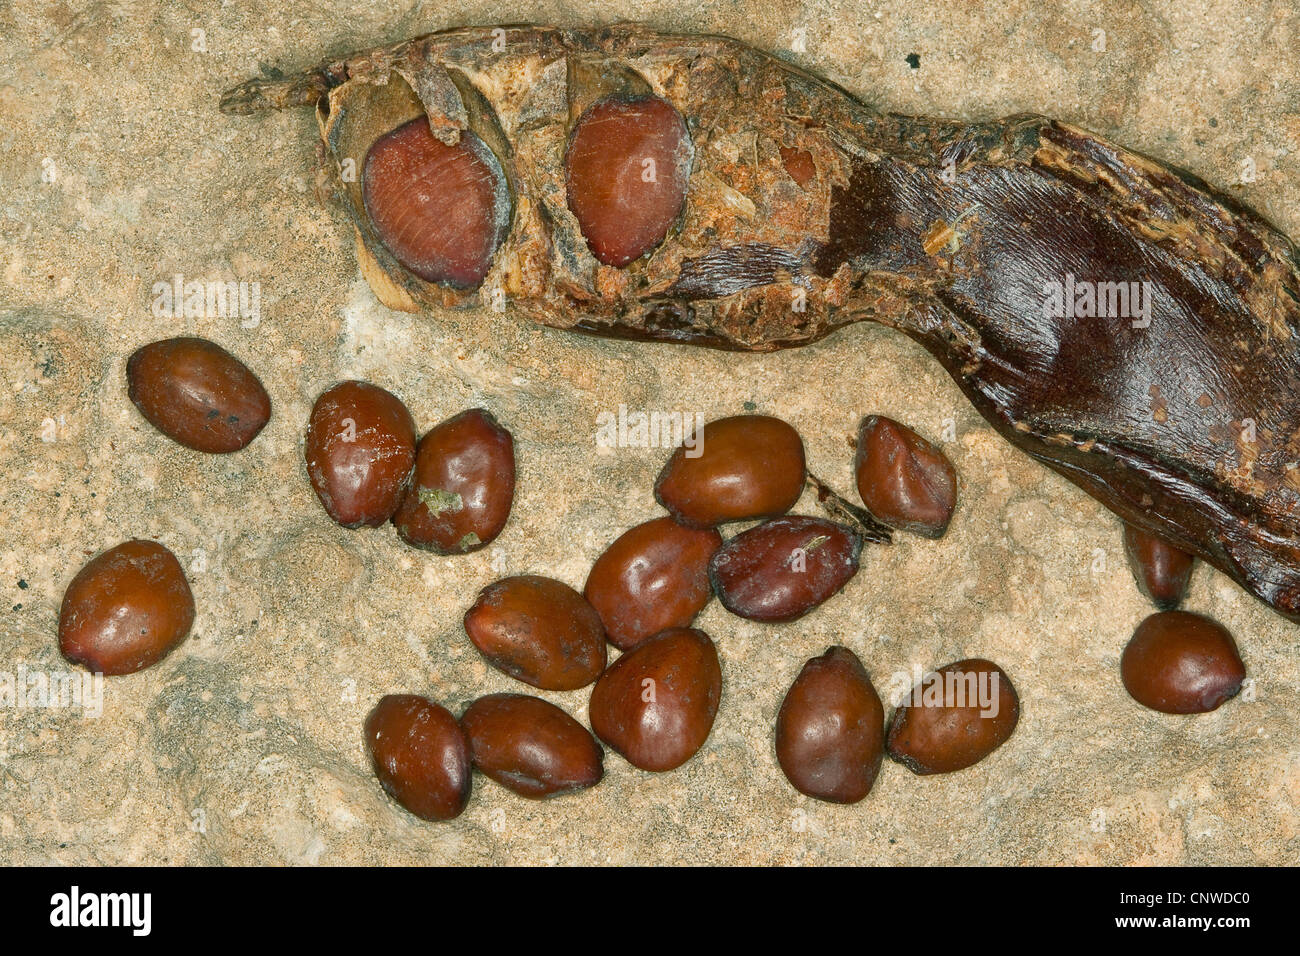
top-left (887, 658), bottom-right (1019, 774)
top-left (460, 693), bottom-right (604, 798)
top-left (655, 415), bottom-right (806, 528)
top-left (775, 646), bottom-right (885, 803)
top-left (362, 119), bottom-right (510, 288)
top-left (779, 146), bottom-right (816, 188)
top-left (1121, 611), bottom-right (1245, 714)
top-left (588, 626), bottom-right (721, 772)
top-left (364, 694), bottom-right (471, 821)
top-left (1123, 524), bottom-right (1195, 610)
top-left (127, 337), bottom-right (270, 453)
top-left (305, 380), bottom-right (416, 528)
top-left (709, 516), bottom-right (860, 622)
top-left (584, 516), bottom-right (721, 650)
top-left (393, 408), bottom-right (515, 554)
top-left (564, 95), bottom-right (691, 267)
top-left (58, 540), bottom-right (195, 675)
top-left (463, 575), bottom-right (607, 690)
top-left (854, 415), bottom-right (957, 538)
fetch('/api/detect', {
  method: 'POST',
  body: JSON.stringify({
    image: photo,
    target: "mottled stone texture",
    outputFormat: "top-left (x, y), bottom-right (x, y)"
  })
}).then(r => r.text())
top-left (1, 0), bottom-right (1298, 865)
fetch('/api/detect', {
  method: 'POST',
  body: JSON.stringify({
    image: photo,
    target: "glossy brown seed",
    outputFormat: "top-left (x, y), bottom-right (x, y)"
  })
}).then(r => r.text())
top-left (305, 380), bottom-right (416, 528)
top-left (655, 415), bottom-right (806, 529)
top-left (1121, 611), bottom-right (1245, 714)
top-left (887, 658), bottom-right (1019, 774)
top-left (564, 95), bottom-right (691, 267)
top-left (776, 646), bottom-right (885, 803)
top-left (364, 694), bottom-right (471, 821)
top-left (709, 516), bottom-right (861, 622)
top-left (1123, 524), bottom-right (1195, 610)
top-left (588, 626), bottom-right (721, 772)
top-left (393, 408), bottom-right (515, 554)
top-left (855, 415), bottom-right (957, 538)
top-left (58, 540), bottom-right (195, 675)
top-left (363, 119), bottom-right (510, 288)
top-left (127, 337), bottom-right (270, 453)
top-left (584, 516), bottom-right (721, 650)
top-left (460, 693), bottom-right (604, 798)
top-left (463, 575), bottom-right (606, 690)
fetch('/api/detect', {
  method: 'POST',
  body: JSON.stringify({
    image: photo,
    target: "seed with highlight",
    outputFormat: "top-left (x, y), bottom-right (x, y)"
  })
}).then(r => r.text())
top-left (855, 415), bottom-right (957, 538)
top-left (776, 646), bottom-right (885, 803)
top-left (393, 408), bottom-right (515, 554)
top-left (564, 95), bottom-right (691, 267)
top-left (58, 540), bottom-right (195, 675)
top-left (364, 694), bottom-right (471, 821)
top-left (127, 337), bottom-right (270, 453)
top-left (363, 119), bottom-right (510, 288)
top-left (1123, 524), bottom-right (1195, 610)
top-left (461, 693), bottom-right (604, 798)
top-left (887, 659), bottom-right (1019, 774)
top-left (1121, 611), bottom-right (1245, 714)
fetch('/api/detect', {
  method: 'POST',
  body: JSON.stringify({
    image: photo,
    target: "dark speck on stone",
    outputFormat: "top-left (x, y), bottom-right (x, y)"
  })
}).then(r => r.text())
top-left (905, 52), bottom-right (921, 69)
top-left (743, 400), bottom-right (757, 411)
top-left (17, 580), bottom-right (27, 589)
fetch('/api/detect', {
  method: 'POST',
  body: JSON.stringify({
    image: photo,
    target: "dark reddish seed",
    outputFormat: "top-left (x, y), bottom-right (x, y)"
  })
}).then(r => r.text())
top-left (463, 575), bottom-right (606, 691)
top-left (779, 146), bottom-right (816, 188)
top-left (1123, 524), bottom-right (1195, 610)
top-left (127, 337), bottom-right (270, 453)
top-left (887, 658), bottom-right (1019, 774)
top-left (709, 516), bottom-right (861, 622)
top-left (655, 415), bottom-right (806, 529)
top-left (584, 516), bottom-right (721, 650)
top-left (460, 693), bottom-right (604, 798)
top-left (588, 627), bottom-right (721, 772)
top-left (1121, 611), bottom-right (1245, 714)
top-left (362, 119), bottom-right (510, 289)
top-left (393, 408), bottom-right (515, 554)
top-left (564, 95), bottom-right (691, 267)
top-left (305, 381), bottom-right (416, 528)
top-left (776, 647), bottom-right (885, 803)
top-left (854, 415), bottom-right (957, 538)
top-left (58, 540), bottom-right (195, 675)
top-left (364, 694), bottom-right (471, 821)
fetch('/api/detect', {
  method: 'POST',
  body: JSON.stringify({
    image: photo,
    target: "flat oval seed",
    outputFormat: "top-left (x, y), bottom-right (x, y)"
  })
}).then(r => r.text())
top-left (363, 119), bottom-right (510, 288)
top-left (1123, 524), bottom-right (1195, 610)
top-left (127, 337), bottom-right (270, 452)
top-left (1121, 611), bottom-right (1245, 714)
top-left (393, 408), bottom-right (515, 554)
top-left (709, 516), bottom-right (861, 622)
top-left (461, 693), bottom-right (604, 798)
top-left (305, 380), bottom-right (416, 528)
top-left (463, 575), bottom-right (607, 690)
top-left (584, 516), bottom-right (721, 650)
top-left (58, 540), bottom-right (195, 675)
top-left (564, 95), bottom-right (691, 267)
top-left (364, 694), bottom-right (471, 821)
top-left (887, 658), bottom-right (1019, 774)
top-left (776, 646), bottom-right (885, 803)
top-left (655, 415), bottom-right (806, 528)
top-left (855, 415), bottom-right (957, 538)
top-left (588, 626), bottom-right (721, 772)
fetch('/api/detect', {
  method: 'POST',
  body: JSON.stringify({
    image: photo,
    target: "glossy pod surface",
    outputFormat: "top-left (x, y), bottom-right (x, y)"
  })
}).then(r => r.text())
top-left (1121, 611), bottom-right (1246, 714)
top-left (854, 416), bottom-right (957, 538)
top-left (887, 658), bottom-right (1020, 774)
top-left (460, 693), bottom-right (604, 798)
top-left (364, 694), bottom-right (472, 821)
top-left (1123, 524), bottom-right (1195, 610)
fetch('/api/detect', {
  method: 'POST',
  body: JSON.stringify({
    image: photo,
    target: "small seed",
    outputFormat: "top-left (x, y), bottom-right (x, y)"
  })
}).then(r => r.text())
top-left (855, 415), bottom-right (957, 538)
top-left (460, 693), bottom-right (603, 798)
top-left (364, 694), bottom-right (471, 821)
top-left (1121, 611), bottom-right (1245, 714)
top-left (887, 658), bottom-right (1019, 774)
top-left (1123, 524), bottom-right (1195, 610)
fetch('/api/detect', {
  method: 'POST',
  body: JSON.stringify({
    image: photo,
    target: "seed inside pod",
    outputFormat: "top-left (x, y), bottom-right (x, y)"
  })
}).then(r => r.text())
top-left (305, 380), bottom-right (417, 528)
top-left (775, 646), bottom-right (885, 803)
top-left (460, 693), bottom-right (604, 798)
top-left (584, 516), bottom-right (721, 650)
top-left (58, 540), bottom-right (195, 675)
top-left (463, 575), bottom-right (607, 690)
top-left (854, 415), bottom-right (957, 538)
top-left (1121, 610), bottom-right (1245, 714)
top-left (127, 337), bottom-right (271, 453)
top-left (887, 658), bottom-right (1019, 774)
top-left (393, 408), bottom-right (515, 554)
top-left (588, 626), bottom-right (721, 772)
top-left (709, 516), bottom-right (861, 622)
top-left (564, 95), bottom-right (691, 267)
top-left (362, 119), bottom-right (511, 288)
top-left (1123, 524), bottom-right (1195, 610)
top-left (655, 414), bottom-right (806, 528)
top-left (364, 694), bottom-right (471, 821)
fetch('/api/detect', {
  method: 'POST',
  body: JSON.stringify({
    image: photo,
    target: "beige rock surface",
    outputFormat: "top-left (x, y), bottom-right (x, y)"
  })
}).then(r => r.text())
top-left (1, 0), bottom-right (1298, 865)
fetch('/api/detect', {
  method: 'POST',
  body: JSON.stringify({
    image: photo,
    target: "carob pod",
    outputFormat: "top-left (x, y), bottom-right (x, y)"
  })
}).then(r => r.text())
top-left (223, 25), bottom-right (1300, 623)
